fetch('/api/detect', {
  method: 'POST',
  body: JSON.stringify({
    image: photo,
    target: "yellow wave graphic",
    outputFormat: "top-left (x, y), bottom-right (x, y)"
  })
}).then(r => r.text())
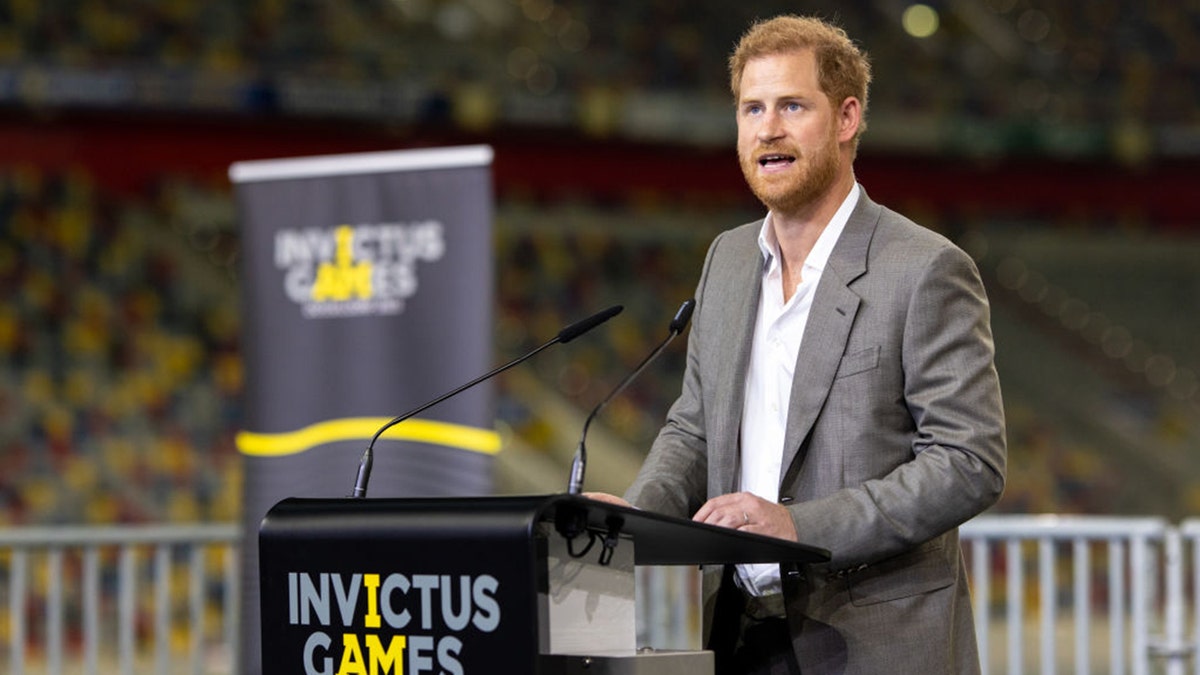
top-left (236, 417), bottom-right (501, 457)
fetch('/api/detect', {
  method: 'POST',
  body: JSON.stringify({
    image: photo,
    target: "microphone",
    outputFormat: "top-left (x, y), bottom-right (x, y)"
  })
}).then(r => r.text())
top-left (350, 304), bottom-right (623, 498)
top-left (566, 299), bottom-right (695, 496)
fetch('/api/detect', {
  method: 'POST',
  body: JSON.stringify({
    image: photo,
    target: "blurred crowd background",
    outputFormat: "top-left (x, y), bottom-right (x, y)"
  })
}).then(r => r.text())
top-left (1, 0), bottom-right (1199, 532)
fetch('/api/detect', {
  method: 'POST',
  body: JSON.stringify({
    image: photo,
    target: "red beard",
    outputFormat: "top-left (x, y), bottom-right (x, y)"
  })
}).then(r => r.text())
top-left (739, 133), bottom-right (840, 215)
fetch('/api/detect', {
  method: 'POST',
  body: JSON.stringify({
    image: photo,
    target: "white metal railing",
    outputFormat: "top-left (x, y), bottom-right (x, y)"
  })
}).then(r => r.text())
top-left (6, 516), bottom-right (1200, 675)
top-left (1179, 519), bottom-right (1200, 675)
top-left (1, 524), bottom-right (240, 675)
top-left (962, 515), bottom-right (1176, 675)
top-left (642, 515), bottom-right (1200, 674)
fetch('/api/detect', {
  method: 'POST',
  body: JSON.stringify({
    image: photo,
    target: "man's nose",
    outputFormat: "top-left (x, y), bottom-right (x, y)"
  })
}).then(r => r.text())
top-left (757, 110), bottom-right (784, 141)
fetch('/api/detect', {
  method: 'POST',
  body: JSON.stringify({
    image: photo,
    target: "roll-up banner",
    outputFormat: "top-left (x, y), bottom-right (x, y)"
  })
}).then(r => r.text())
top-left (229, 145), bottom-right (497, 674)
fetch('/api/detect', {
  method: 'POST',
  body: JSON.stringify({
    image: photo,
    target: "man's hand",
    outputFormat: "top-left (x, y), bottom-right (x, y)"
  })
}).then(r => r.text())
top-left (693, 492), bottom-right (798, 541)
top-left (581, 492), bottom-right (632, 508)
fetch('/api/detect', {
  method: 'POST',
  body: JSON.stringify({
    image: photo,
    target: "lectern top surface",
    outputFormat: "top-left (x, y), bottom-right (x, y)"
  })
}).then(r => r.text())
top-left (263, 494), bottom-right (830, 566)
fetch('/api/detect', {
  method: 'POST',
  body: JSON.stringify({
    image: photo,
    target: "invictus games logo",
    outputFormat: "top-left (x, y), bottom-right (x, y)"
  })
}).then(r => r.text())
top-left (275, 222), bottom-right (446, 318)
top-left (287, 571), bottom-right (501, 675)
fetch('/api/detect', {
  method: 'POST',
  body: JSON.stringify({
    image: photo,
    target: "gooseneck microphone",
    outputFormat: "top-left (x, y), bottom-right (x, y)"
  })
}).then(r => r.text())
top-left (350, 304), bottom-right (623, 498)
top-left (566, 299), bottom-right (695, 495)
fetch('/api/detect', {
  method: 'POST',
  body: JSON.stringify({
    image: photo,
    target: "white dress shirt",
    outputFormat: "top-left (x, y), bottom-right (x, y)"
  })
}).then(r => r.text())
top-left (736, 183), bottom-right (860, 596)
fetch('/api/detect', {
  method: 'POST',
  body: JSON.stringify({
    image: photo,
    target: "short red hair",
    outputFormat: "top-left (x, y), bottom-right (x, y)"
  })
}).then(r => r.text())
top-left (729, 15), bottom-right (872, 147)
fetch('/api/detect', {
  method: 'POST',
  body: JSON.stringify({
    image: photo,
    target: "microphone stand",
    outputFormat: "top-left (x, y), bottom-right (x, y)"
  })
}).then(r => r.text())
top-left (567, 299), bottom-right (695, 496)
top-left (350, 304), bottom-right (623, 498)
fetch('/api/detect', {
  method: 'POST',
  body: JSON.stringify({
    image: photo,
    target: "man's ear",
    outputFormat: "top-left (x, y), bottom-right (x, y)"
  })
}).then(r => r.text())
top-left (837, 97), bottom-right (862, 143)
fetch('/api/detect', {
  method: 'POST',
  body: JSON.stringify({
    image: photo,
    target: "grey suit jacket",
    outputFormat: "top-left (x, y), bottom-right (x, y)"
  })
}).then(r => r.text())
top-left (626, 190), bottom-right (1006, 674)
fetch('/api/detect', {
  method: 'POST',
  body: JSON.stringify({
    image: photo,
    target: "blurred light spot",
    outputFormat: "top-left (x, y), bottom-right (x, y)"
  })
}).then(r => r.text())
top-left (559, 19), bottom-right (590, 53)
top-left (520, 0), bottom-right (554, 22)
top-left (902, 4), bottom-right (940, 39)
top-left (541, 6), bottom-right (571, 36)
top-left (1082, 312), bottom-right (1111, 345)
top-left (452, 82), bottom-right (497, 131)
top-left (434, 2), bottom-right (477, 41)
top-left (1170, 368), bottom-right (1198, 400)
top-left (996, 256), bottom-right (1027, 289)
top-left (1100, 325), bottom-right (1132, 358)
top-left (1058, 298), bottom-right (1090, 331)
top-left (556, 361), bottom-right (590, 397)
top-left (507, 46), bottom-right (538, 79)
top-left (1123, 341), bottom-right (1153, 374)
top-left (526, 62), bottom-right (557, 95)
top-left (1037, 285), bottom-right (1068, 317)
top-left (1017, 270), bottom-right (1047, 303)
top-left (392, 0), bottom-right (432, 22)
top-left (1017, 9), bottom-right (1052, 43)
top-left (1144, 354), bottom-right (1176, 388)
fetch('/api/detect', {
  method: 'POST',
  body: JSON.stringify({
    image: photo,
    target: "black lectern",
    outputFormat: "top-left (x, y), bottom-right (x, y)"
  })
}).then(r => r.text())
top-left (259, 494), bottom-right (828, 675)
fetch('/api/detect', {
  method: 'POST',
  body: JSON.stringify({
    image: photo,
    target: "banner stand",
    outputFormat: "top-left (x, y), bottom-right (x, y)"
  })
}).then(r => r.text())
top-left (230, 145), bottom-right (496, 674)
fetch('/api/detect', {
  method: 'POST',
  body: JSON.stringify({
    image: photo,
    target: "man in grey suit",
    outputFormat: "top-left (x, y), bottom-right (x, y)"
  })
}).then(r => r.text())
top-left (587, 14), bottom-right (1006, 674)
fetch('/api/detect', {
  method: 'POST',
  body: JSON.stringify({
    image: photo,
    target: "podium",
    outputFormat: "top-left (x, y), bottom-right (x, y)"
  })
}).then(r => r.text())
top-left (258, 494), bottom-right (829, 675)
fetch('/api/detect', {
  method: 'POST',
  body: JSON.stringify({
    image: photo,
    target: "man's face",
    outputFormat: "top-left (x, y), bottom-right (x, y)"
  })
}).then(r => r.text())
top-left (736, 49), bottom-right (844, 215)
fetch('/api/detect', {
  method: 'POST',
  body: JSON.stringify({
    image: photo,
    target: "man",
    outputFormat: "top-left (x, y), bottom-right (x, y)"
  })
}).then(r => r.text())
top-left (588, 14), bottom-right (1006, 674)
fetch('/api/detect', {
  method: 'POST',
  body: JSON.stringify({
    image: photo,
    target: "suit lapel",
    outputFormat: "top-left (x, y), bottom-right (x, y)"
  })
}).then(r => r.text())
top-left (779, 194), bottom-right (879, 479)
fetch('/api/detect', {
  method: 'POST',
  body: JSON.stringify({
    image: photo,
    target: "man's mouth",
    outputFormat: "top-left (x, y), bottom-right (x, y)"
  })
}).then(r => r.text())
top-left (757, 153), bottom-right (796, 168)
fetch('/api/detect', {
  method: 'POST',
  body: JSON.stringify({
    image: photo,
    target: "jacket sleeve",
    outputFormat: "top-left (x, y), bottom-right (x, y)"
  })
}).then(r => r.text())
top-left (787, 243), bottom-right (1007, 567)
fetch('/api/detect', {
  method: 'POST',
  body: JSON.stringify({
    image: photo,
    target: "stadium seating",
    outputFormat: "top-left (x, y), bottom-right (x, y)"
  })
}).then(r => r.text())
top-left (3, 164), bottom-right (1198, 525)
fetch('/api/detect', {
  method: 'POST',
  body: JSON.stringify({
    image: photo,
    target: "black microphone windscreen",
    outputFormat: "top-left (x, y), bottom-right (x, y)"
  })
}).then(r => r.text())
top-left (669, 298), bottom-right (696, 334)
top-left (557, 304), bottom-right (623, 343)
